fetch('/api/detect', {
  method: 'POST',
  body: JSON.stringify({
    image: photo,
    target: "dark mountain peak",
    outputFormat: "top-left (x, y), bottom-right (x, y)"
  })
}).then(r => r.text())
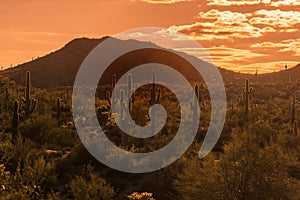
top-left (0, 36), bottom-right (299, 88)
top-left (63, 37), bottom-right (109, 49)
top-left (0, 37), bottom-right (109, 87)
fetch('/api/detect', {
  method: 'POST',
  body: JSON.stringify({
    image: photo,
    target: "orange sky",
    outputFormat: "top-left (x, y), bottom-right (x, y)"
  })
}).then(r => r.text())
top-left (1, 0), bottom-right (299, 73)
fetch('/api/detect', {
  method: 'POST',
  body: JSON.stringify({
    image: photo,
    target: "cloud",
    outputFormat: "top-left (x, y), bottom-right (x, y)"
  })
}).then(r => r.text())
top-left (206, 0), bottom-right (300, 7)
top-left (130, 0), bottom-right (192, 4)
top-left (173, 47), bottom-right (213, 63)
top-left (170, 9), bottom-right (276, 40)
top-left (270, 0), bottom-right (300, 7)
top-left (174, 45), bottom-right (267, 72)
top-left (169, 7), bottom-right (300, 41)
top-left (205, 46), bottom-right (266, 66)
top-left (206, 0), bottom-right (271, 6)
top-left (249, 9), bottom-right (300, 28)
top-left (251, 39), bottom-right (300, 56)
top-left (128, 32), bottom-right (149, 38)
top-left (204, 46), bottom-right (286, 73)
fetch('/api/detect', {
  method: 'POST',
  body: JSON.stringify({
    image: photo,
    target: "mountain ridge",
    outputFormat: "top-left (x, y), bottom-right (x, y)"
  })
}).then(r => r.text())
top-left (0, 37), bottom-right (299, 88)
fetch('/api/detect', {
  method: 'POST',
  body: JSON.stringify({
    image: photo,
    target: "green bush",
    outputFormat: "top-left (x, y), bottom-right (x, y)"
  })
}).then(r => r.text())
top-left (70, 170), bottom-right (115, 200)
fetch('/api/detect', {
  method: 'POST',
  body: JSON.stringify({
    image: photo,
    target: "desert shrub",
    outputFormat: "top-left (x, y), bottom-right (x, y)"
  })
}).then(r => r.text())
top-left (46, 127), bottom-right (76, 149)
top-left (173, 125), bottom-right (299, 200)
top-left (0, 156), bottom-right (58, 199)
top-left (0, 135), bottom-right (40, 173)
top-left (70, 168), bottom-right (115, 200)
top-left (18, 115), bottom-right (56, 144)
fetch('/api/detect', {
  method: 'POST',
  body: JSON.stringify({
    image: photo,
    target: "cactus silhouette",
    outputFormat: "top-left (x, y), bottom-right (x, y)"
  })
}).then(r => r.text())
top-left (5, 87), bottom-right (9, 101)
top-left (112, 74), bottom-right (117, 99)
top-left (56, 97), bottom-right (61, 118)
top-left (4, 87), bottom-right (10, 109)
top-left (242, 79), bottom-right (253, 115)
top-left (119, 89), bottom-right (126, 128)
top-left (190, 84), bottom-right (200, 131)
top-left (149, 72), bottom-right (161, 135)
top-left (22, 71), bottom-right (37, 117)
top-left (106, 74), bottom-right (118, 106)
top-left (291, 92), bottom-right (296, 125)
top-left (149, 72), bottom-right (161, 105)
top-left (127, 73), bottom-right (134, 113)
top-left (12, 100), bottom-right (19, 135)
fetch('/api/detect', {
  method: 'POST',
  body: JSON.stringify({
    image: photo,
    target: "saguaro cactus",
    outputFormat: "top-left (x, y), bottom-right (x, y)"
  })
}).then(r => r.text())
top-left (106, 74), bottom-right (118, 106)
top-left (112, 74), bottom-right (117, 98)
top-left (190, 84), bottom-right (200, 131)
top-left (291, 92), bottom-right (296, 124)
top-left (127, 73), bottom-right (134, 112)
top-left (149, 72), bottom-right (161, 105)
top-left (56, 97), bottom-right (61, 118)
top-left (5, 87), bottom-right (9, 101)
top-left (12, 100), bottom-right (19, 135)
top-left (22, 71), bottom-right (37, 117)
top-left (119, 89), bottom-right (126, 128)
top-left (149, 72), bottom-right (161, 135)
top-left (4, 87), bottom-right (10, 109)
top-left (242, 79), bottom-right (253, 115)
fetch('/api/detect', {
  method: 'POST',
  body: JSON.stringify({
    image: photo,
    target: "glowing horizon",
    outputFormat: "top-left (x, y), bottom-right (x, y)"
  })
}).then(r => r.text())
top-left (1, 0), bottom-right (299, 73)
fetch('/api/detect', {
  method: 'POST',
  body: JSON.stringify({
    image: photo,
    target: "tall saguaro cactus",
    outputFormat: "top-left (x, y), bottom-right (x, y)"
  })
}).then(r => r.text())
top-left (4, 87), bottom-right (10, 109)
top-left (190, 84), bottom-right (200, 131)
top-left (127, 73), bottom-right (134, 112)
top-left (112, 74), bottom-right (117, 99)
top-left (22, 71), bottom-right (37, 117)
top-left (291, 92), bottom-right (296, 125)
top-left (5, 87), bottom-right (9, 101)
top-left (56, 97), bottom-right (61, 118)
top-left (242, 79), bottom-right (253, 115)
top-left (12, 100), bottom-right (19, 135)
top-left (119, 89), bottom-right (126, 128)
top-left (149, 72), bottom-right (161, 105)
top-left (106, 74), bottom-right (118, 107)
top-left (149, 72), bottom-right (161, 135)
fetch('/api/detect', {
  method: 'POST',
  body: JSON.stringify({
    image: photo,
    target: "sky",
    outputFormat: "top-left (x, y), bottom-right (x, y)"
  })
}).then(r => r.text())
top-left (0, 0), bottom-right (299, 73)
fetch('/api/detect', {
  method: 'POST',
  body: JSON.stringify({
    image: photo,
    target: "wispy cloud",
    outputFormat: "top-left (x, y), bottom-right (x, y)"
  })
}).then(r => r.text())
top-left (130, 0), bottom-right (192, 4)
top-left (270, 0), bottom-right (300, 7)
top-left (170, 9), bottom-right (277, 40)
top-left (250, 9), bottom-right (300, 29)
top-left (206, 0), bottom-right (300, 7)
top-left (206, 0), bottom-right (271, 6)
top-left (251, 39), bottom-right (300, 56)
top-left (168, 3), bottom-right (300, 73)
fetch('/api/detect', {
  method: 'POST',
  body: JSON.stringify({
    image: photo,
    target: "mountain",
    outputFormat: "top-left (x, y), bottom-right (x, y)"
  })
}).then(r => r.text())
top-left (0, 37), bottom-right (107, 88)
top-left (0, 37), bottom-right (299, 88)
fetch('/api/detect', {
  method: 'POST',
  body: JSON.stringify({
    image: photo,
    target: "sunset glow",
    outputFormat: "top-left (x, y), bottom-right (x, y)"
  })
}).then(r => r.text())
top-left (1, 0), bottom-right (299, 73)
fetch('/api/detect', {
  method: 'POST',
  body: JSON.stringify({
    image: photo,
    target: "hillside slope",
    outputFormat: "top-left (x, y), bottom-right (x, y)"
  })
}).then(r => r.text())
top-left (0, 37), bottom-right (299, 88)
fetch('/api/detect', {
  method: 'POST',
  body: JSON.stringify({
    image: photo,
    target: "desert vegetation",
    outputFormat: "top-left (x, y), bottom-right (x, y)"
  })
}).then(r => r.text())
top-left (0, 69), bottom-right (299, 200)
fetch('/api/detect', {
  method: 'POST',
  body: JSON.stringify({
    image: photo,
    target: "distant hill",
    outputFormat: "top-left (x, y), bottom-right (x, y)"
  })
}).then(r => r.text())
top-left (0, 37), bottom-right (108, 87)
top-left (0, 37), bottom-right (299, 88)
top-left (260, 63), bottom-right (300, 82)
